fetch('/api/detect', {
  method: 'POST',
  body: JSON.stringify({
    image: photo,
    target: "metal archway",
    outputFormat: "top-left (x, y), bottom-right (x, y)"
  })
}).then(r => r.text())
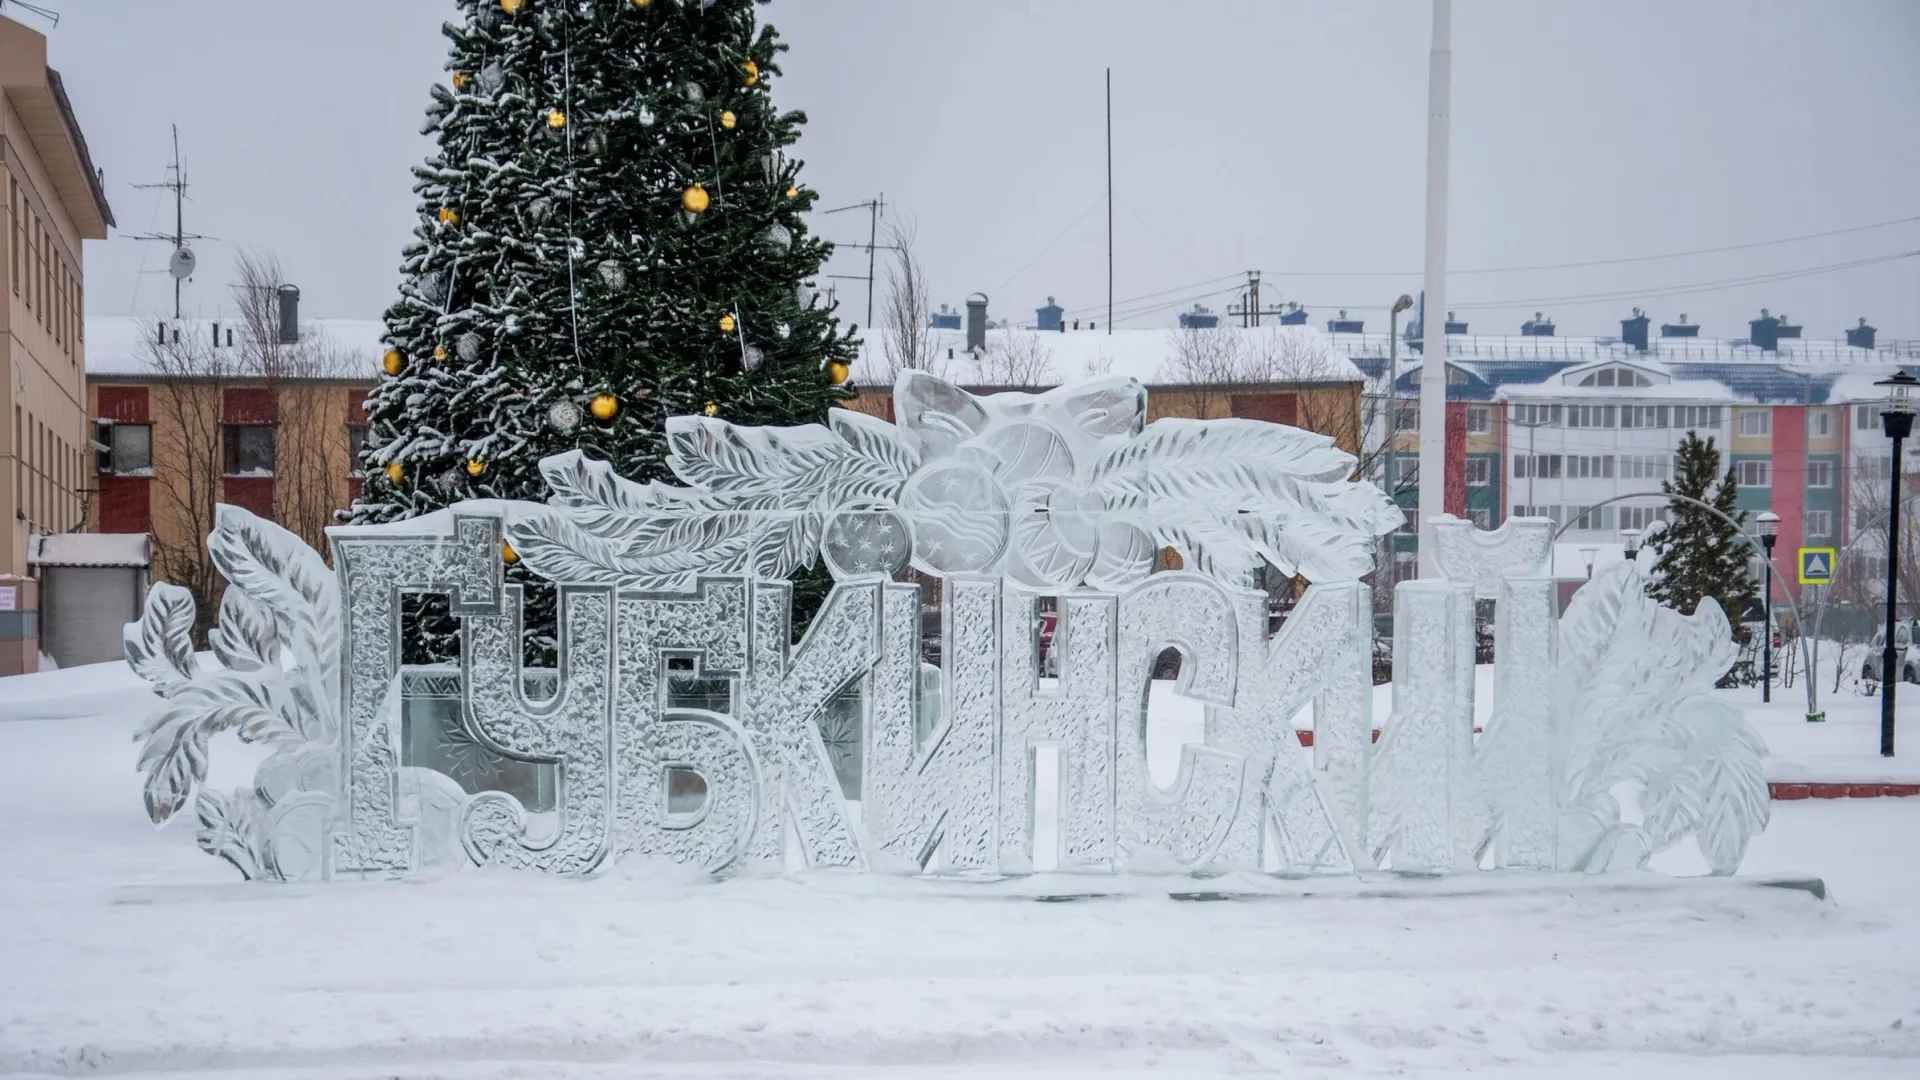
top-left (1543, 490), bottom-right (1818, 721)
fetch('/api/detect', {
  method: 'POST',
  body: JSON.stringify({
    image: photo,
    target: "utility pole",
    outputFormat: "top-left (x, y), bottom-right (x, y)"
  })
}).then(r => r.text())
top-left (1106, 68), bottom-right (1114, 336)
top-left (1416, 0), bottom-right (1453, 577)
top-left (131, 126), bottom-right (210, 320)
top-left (1228, 270), bottom-right (1285, 327)
top-left (822, 195), bottom-right (886, 327)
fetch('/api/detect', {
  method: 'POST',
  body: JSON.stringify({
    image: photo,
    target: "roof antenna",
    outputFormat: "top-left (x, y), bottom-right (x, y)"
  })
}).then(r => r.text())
top-left (0, 1), bottom-right (61, 27)
top-left (131, 125), bottom-right (213, 320)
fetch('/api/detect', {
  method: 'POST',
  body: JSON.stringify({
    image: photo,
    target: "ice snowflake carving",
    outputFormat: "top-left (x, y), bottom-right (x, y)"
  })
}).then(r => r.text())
top-left (1552, 557), bottom-right (1771, 875)
top-left (127, 506), bottom-right (344, 881)
top-left (509, 372), bottom-right (1404, 592)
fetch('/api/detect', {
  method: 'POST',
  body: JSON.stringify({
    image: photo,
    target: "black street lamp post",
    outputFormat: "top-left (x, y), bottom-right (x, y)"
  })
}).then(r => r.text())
top-left (1874, 371), bottom-right (1916, 757)
top-left (1757, 511), bottom-right (1780, 705)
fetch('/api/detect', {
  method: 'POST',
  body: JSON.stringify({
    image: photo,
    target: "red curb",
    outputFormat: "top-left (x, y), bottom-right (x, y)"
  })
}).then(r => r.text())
top-left (1848, 784), bottom-right (1887, 798)
top-left (1809, 784), bottom-right (1851, 799)
top-left (1770, 783), bottom-right (1811, 800)
top-left (1885, 784), bottom-right (1920, 798)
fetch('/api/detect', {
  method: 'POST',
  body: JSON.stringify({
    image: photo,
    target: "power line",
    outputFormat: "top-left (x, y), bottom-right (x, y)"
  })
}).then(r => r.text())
top-left (992, 193), bottom-right (1107, 297)
top-left (1245, 213), bottom-right (1920, 278)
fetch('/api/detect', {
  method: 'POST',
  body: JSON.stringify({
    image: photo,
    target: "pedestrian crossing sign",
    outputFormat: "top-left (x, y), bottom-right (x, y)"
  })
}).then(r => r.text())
top-left (1798, 547), bottom-right (1835, 585)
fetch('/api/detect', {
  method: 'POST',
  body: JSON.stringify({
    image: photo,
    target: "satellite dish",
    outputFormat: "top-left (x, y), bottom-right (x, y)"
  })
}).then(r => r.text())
top-left (168, 246), bottom-right (196, 280)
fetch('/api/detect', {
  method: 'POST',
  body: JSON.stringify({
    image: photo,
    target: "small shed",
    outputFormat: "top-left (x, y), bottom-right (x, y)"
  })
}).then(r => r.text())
top-left (27, 533), bottom-right (152, 669)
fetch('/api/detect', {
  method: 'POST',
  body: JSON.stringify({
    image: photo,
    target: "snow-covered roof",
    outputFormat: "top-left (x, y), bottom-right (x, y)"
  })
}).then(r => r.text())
top-left (850, 324), bottom-right (1366, 390)
top-left (27, 532), bottom-right (151, 568)
top-left (1330, 330), bottom-right (1920, 367)
top-left (85, 316), bottom-right (387, 379)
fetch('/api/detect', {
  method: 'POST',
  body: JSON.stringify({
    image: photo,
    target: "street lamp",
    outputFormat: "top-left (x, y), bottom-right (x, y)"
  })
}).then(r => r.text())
top-left (1756, 511), bottom-right (1781, 704)
top-left (1873, 370), bottom-right (1916, 756)
top-left (1580, 546), bottom-right (1598, 580)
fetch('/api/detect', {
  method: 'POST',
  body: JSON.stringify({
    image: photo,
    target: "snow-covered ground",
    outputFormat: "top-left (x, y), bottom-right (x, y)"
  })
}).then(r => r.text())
top-left (1, 662), bottom-right (1916, 1078)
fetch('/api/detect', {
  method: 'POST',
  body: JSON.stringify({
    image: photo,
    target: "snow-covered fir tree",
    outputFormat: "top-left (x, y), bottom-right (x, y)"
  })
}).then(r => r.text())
top-left (1646, 430), bottom-right (1760, 686)
top-left (350, 0), bottom-right (855, 659)
top-left (352, 0), bottom-right (854, 523)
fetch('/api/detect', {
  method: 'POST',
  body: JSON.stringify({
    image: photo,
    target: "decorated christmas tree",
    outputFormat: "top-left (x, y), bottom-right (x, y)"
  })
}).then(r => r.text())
top-left (352, 0), bottom-right (854, 523)
top-left (350, 0), bottom-right (855, 658)
top-left (1646, 431), bottom-right (1759, 686)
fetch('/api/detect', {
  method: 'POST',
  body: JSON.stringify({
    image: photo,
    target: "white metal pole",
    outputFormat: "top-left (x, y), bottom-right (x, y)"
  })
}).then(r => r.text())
top-left (1417, 0), bottom-right (1453, 576)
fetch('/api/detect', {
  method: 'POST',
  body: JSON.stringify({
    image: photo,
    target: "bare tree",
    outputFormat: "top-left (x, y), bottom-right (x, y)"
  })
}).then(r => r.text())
top-left (140, 250), bottom-right (362, 640)
top-left (877, 217), bottom-right (947, 381)
top-left (974, 328), bottom-right (1057, 387)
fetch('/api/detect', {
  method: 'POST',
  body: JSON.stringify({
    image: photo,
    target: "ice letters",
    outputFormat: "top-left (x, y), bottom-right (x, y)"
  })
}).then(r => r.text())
top-left (127, 373), bottom-right (1770, 883)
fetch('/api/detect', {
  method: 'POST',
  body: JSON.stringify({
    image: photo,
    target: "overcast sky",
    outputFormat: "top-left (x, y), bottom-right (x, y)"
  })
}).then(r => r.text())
top-left (46, 0), bottom-right (1920, 341)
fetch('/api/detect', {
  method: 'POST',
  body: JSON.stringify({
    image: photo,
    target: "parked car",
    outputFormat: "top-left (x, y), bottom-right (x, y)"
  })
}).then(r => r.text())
top-left (1861, 618), bottom-right (1920, 685)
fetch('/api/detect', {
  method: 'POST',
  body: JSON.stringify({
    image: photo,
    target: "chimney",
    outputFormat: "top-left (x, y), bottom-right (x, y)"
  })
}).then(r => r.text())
top-left (1847, 317), bottom-right (1877, 350)
top-left (1620, 307), bottom-right (1650, 352)
top-left (276, 284), bottom-right (301, 345)
top-left (1660, 312), bottom-right (1699, 338)
top-left (1748, 308), bottom-right (1781, 352)
top-left (1521, 311), bottom-right (1555, 337)
top-left (965, 292), bottom-right (988, 352)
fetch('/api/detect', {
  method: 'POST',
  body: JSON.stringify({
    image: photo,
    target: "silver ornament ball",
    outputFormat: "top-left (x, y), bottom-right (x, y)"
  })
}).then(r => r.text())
top-left (546, 400), bottom-right (585, 433)
top-left (456, 331), bottom-right (483, 362)
top-left (597, 260), bottom-right (628, 291)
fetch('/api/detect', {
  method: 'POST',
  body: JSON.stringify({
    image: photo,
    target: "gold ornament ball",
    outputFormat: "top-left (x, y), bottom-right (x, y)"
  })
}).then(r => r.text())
top-left (742, 59), bottom-right (760, 86)
top-left (785, 185), bottom-right (799, 200)
top-left (452, 71), bottom-right (473, 91)
top-left (500, 0), bottom-right (526, 14)
top-left (385, 462), bottom-right (405, 483)
top-left (437, 207), bottom-right (461, 226)
top-left (589, 393), bottom-right (619, 420)
top-left (433, 344), bottom-right (448, 362)
top-left (547, 109), bottom-right (567, 130)
top-left (718, 313), bottom-right (737, 333)
top-left (630, 0), bottom-right (652, 7)
top-left (502, 541), bottom-right (520, 565)
top-left (465, 458), bottom-right (486, 477)
top-left (681, 183), bottom-right (710, 214)
top-left (382, 349), bottom-right (404, 376)
top-left (702, 402), bottom-right (718, 417)
top-left (719, 110), bottom-right (737, 130)
top-left (826, 361), bottom-right (851, 385)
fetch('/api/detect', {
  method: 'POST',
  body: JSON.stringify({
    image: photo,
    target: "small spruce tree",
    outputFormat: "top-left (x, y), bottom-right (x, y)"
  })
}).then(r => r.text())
top-left (1646, 431), bottom-right (1760, 686)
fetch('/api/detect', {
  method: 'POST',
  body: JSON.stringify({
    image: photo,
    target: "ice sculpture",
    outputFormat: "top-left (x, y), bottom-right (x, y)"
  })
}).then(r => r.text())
top-left (128, 374), bottom-right (1771, 883)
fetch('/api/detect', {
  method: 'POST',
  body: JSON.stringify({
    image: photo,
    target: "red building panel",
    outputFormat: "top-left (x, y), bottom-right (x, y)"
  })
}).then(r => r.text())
top-left (346, 389), bottom-right (369, 426)
top-left (1230, 393), bottom-right (1299, 426)
top-left (222, 387), bottom-right (276, 424)
top-left (1772, 405), bottom-right (1806, 600)
top-left (223, 477), bottom-right (275, 520)
top-left (96, 385), bottom-right (149, 424)
top-left (97, 475), bottom-right (152, 534)
top-left (1444, 401), bottom-right (1467, 518)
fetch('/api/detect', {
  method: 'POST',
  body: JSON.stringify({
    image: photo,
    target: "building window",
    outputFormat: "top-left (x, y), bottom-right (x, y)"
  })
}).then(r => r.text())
top-left (1512, 403), bottom-right (1561, 428)
top-left (348, 425), bottom-right (369, 476)
top-left (1621, 505), bottom-right (1669, 531)
top-left (1569, 505), bottom-right (1615, 531)
top-left (1805, 510), bottom-right (1833, 538)
top-left (1737, 410), bottom-right (1771, 437)
top-left (1566, 405), bottom-right (1617, 429)
top-left (1857, 404), bottom-right (1884, 431)
top-left (1808, 408), bottom-right (1832, 438)
top-left (1735, 459), bottom-right (1770, 488)
top-left (1513, 504), bottom-right (1562, 525)
top-left (1676, 406), bottom-right (1723, 430)
top-left (1578, 366), bottom-right (1652, 388)
top-left (1806, 459), bottom-right (1832, 488)
top-left (1465, 406), bottom-right (1490, 434)
top-left (98, 423), bottom-right (152, 475)
top-left (224, 425), bottom-right (276, 476)
top-left (1465, 457), bottom-right (1491, 486)
top-left (1394, 404), bottom-right (1419, 432)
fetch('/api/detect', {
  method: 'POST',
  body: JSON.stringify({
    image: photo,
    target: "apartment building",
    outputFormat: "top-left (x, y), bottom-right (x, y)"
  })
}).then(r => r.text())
top-left (0, 17), bottom-right (113, 673)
